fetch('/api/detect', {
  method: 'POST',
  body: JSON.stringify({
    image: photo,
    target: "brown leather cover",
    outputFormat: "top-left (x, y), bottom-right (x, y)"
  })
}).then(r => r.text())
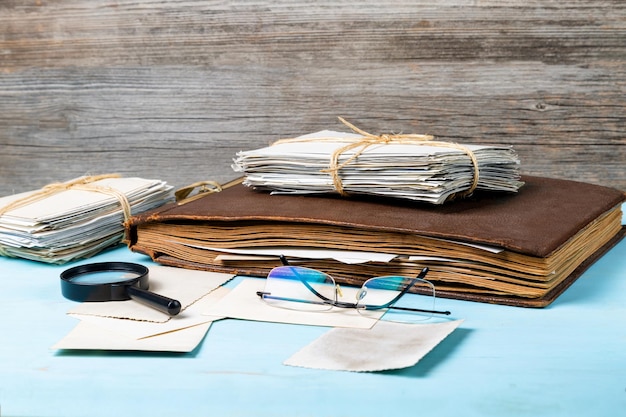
top-left (125, 175), bottom-right (626, 307)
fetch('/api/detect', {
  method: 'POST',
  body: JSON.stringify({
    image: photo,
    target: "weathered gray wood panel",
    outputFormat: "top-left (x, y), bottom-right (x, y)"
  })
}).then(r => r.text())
top-left (1, 0), bottom-right (625, 196)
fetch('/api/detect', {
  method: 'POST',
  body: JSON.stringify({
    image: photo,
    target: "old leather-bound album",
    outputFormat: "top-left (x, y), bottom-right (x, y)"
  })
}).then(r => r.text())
top-left (124, 176), bottom-right (625, 307)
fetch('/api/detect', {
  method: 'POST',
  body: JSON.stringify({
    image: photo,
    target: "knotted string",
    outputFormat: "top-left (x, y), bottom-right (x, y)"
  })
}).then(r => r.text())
top-left (0, 173), bottom-right (132, 223)
top-left (272, 117), bottom-right (480, 197)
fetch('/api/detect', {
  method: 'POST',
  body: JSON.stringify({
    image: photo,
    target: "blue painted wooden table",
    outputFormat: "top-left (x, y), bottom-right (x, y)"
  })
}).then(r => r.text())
top-left (1, 213), bottom-right (624, 417)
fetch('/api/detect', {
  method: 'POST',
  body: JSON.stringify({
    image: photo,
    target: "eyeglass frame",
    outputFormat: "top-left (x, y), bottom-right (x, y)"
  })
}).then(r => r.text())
top-left (256, 255), bottom-right (451, 316)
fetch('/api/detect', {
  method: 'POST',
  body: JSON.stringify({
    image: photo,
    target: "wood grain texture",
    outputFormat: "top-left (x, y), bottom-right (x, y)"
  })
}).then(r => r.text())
top-left (1, 0), bottom-right (625, 196)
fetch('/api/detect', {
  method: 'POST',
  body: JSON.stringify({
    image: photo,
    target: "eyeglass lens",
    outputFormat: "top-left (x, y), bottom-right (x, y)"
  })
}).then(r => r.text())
top-left (264, 266), bottom-right (337, 311)
top-left (356, 276), bottom-right (437, 322)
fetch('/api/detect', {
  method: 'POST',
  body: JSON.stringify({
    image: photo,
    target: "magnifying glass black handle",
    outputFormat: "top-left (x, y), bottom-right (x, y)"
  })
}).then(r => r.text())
top-left (127, 286), bottom-right (182, 316)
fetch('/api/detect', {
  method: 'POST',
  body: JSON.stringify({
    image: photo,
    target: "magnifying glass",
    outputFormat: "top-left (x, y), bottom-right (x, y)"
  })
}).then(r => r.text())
top-left (60, 262), bottom-right (181, 316)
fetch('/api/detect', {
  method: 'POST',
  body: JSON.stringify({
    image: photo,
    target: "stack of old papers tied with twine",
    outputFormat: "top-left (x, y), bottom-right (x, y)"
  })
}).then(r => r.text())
top-left (0, 174), bottom-right (173, 263)
top-left (232, 117), bottom-right (524, 204)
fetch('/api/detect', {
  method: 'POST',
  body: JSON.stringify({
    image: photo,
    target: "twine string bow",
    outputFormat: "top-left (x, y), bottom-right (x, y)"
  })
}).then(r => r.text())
top-left (0, 174), bottom-right (132, 223)
top-left (273, 117), bottom-right (480, 197)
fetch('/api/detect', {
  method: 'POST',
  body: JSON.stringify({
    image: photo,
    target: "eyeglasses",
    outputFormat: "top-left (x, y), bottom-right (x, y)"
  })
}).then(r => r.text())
top-left (256, 256), bottom-right (451, 322)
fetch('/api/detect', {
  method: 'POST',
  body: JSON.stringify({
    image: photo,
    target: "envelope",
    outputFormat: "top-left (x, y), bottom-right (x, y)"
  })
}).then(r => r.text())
top-left (69, 286), bottom-right (230, 339)
top-left (52, 320), bottom-right (213, 352)
top-left (53, 265), bottom-right (233, 352)
top-left (53, 286), bottom-right (229, 352)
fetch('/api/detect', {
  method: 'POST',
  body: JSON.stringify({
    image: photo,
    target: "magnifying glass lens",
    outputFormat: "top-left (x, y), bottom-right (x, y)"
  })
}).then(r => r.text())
top-left (68, 271), bottom-right (141, 285)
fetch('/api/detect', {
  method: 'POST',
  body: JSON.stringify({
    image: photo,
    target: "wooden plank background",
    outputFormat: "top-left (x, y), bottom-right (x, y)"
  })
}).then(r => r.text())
top-left (1, 0), bottom-right (625, 197)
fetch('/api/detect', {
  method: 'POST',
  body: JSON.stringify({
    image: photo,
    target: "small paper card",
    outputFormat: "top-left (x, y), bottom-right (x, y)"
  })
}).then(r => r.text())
top-left (284, 319), bottom-right (464, 372)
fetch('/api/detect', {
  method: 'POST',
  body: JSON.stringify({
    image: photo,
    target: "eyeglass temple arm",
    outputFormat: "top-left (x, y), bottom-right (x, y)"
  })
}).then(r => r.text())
top-left (256, 292), bottom-right (450, 315)
top-left (386, 304), bottom-right (451, 315)
top-left (256, 291), bottom-right (335, 307)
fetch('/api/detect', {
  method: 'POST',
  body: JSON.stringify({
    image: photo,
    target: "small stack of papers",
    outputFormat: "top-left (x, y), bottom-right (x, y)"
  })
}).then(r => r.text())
top-left (0, 175), bottom-right (173, 263)
top-left (233, 130), bottom-right (524, 204)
